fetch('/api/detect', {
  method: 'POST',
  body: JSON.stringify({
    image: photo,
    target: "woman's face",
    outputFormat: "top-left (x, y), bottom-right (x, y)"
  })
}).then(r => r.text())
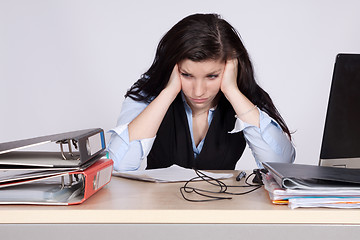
top-left (178, 59), bottom-right (225, 111)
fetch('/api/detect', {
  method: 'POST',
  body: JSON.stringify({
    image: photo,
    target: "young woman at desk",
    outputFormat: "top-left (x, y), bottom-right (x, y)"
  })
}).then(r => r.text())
top-left (108, 13), bottom-right (295, 171)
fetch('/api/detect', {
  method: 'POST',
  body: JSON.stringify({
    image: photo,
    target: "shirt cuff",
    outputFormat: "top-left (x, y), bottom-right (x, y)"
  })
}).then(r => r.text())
top-left (140, 136), bottom-right (156, 159)
top-left (109, 123), bottom-right (156, 159)
top-left (229, 108), bottom-right (279, 133)
top-left (110, 123), bottom-right (130, 144)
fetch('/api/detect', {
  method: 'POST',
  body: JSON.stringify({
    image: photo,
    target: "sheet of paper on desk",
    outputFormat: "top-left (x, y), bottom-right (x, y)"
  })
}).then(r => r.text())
top-left (112, 164), bottom-right (233, 182)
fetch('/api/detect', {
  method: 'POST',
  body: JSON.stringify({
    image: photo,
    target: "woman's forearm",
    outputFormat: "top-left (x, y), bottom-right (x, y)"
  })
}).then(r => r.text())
top-left (223, 87), bottom-right (260, 127)
top-left (128, 88), bottom-right (178, 142)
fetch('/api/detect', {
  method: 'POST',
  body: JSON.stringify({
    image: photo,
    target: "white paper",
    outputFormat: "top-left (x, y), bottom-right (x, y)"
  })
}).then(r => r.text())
top-left (289, 198), bottom-right (360, 209)
top-left (112, 164), bottom-right (233, 182)
top-left (262, 172), bottom-right (360, 209)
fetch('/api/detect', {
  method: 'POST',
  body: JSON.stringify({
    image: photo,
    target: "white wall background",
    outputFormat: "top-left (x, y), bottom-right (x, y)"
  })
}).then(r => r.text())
top-left (1, 0), bottom-right (360, 170)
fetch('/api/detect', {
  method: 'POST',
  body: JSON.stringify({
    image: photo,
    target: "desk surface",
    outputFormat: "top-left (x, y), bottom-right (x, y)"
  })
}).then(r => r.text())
top-left (1, 172), bottom-right (360, 224)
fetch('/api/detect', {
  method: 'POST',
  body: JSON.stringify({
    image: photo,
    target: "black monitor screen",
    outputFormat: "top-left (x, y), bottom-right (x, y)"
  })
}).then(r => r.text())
top-left (320, 53), bottom-right (360, 159)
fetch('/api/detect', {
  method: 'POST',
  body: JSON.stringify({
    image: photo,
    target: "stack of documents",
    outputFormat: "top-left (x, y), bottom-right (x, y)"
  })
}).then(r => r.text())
top-left (262, 162), bottom-right (360, 209)
top-left (0, 129), bottom-right (113, 205)
top-left (113, 164), bottom-right (233, 182)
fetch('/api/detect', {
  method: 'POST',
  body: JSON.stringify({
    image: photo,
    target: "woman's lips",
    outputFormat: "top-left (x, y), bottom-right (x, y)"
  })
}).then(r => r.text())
top-left (191, 98), bottom-right (208, 103)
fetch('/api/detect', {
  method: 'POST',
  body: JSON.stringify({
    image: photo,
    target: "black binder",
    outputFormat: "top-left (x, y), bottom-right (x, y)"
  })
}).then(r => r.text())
top-left (0, 128), bottom-right (105, 168)
top-left (263, 162), bottom-right (360, 189)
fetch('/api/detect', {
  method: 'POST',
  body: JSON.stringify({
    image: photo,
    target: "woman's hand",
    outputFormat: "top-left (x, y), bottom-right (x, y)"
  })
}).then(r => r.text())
top-left (165, 64), bottom-right (182, 97)
top-left (221, 59), bottom-right (239, 95)
top-left (221, 58), bottom-right (260, 127)
top-left (129, 64), bottom-right (182, 142)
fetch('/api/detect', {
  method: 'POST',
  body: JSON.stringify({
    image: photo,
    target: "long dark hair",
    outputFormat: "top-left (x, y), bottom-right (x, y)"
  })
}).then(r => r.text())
top-left (125, 13), bottom-right (292, 139)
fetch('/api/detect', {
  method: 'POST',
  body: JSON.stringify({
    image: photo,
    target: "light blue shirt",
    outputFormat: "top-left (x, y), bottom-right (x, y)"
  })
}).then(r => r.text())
top-left (108, 94), bottom-right (295, 171)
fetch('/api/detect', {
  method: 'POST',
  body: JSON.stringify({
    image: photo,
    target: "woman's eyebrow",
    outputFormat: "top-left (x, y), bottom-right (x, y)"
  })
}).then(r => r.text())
top-left (206, 69), bottom-right (222, 75)
top-left (179, 68), bottom-right (222, 75)
top-left (179, 68), bottom-right (193, 75)
top-left (180, 70), bottom-right (192, 75)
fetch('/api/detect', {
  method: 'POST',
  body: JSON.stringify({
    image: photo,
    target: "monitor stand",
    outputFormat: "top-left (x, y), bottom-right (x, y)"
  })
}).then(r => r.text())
top-left (319, 158), bottom-right (360, 168)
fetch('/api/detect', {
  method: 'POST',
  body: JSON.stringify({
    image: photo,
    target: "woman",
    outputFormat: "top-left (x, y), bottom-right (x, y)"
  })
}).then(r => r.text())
top-left (108, 13), bottom-right (295, 171)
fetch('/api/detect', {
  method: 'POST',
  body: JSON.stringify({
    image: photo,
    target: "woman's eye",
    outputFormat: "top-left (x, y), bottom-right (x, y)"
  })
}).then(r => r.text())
top-left (181, 73), bottom-right (192, 78)
top-left (207, 74), bottom-right (219, 79)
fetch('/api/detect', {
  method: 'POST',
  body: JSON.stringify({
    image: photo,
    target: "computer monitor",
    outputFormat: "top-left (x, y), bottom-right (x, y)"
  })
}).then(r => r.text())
top-left (319, 53), bottom-right (360, 168)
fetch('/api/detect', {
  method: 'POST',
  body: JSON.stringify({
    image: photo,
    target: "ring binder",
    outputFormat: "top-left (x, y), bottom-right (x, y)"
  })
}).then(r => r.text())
top-left (0, 128), bottom-right (114, 205)
top-left (57, 139), bottom-right (80, 160)
top-left (0, 158), bottom-right (113, 205)
top-left (0, 128), bottom-right (106, 167)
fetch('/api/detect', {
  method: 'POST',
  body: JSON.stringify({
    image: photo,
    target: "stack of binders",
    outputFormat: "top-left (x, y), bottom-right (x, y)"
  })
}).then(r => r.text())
top-left (0, 128), bottom-right (113, 205)
top-left (262, 162), bottom-right (360, 209)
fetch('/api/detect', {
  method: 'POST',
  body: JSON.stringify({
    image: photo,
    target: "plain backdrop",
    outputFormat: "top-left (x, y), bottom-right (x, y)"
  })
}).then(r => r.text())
top-left (1, 0), bottom-right (360, 170)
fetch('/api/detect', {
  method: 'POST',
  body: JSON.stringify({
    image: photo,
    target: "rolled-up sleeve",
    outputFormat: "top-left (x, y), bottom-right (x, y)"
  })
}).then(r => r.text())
top-left (229, 108), bottom-right (295, 168)
top-left (107, 97), bottom-right (155, 171)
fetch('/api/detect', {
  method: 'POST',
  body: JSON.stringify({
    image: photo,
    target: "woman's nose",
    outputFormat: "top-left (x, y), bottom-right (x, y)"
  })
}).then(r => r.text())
top-left (194, 79), bottom-right (205, 97)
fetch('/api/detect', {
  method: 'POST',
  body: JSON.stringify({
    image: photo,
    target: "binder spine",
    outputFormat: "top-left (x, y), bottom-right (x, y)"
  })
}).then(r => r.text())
top-left (263, 162), bottom-right (284, 188)
top-left (69, 159), bottom-right (113, 205)
top-left (78, 129), bottom-right (106, 164)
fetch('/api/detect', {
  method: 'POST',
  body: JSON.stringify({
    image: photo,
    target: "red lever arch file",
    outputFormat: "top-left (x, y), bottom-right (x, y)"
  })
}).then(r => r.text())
top-left (0, 158), bottom-right (113, 205)
top-left (70, 158), bottom-right (114, 205)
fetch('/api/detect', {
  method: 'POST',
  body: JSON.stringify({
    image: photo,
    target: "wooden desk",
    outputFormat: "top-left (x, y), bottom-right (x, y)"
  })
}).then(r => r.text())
top-left (1, 172), bottom-right (360, 240)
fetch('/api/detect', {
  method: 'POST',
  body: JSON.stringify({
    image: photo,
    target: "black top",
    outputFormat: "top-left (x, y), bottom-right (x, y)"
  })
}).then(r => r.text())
top-left (147, 94), bottom-right (246, 170)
